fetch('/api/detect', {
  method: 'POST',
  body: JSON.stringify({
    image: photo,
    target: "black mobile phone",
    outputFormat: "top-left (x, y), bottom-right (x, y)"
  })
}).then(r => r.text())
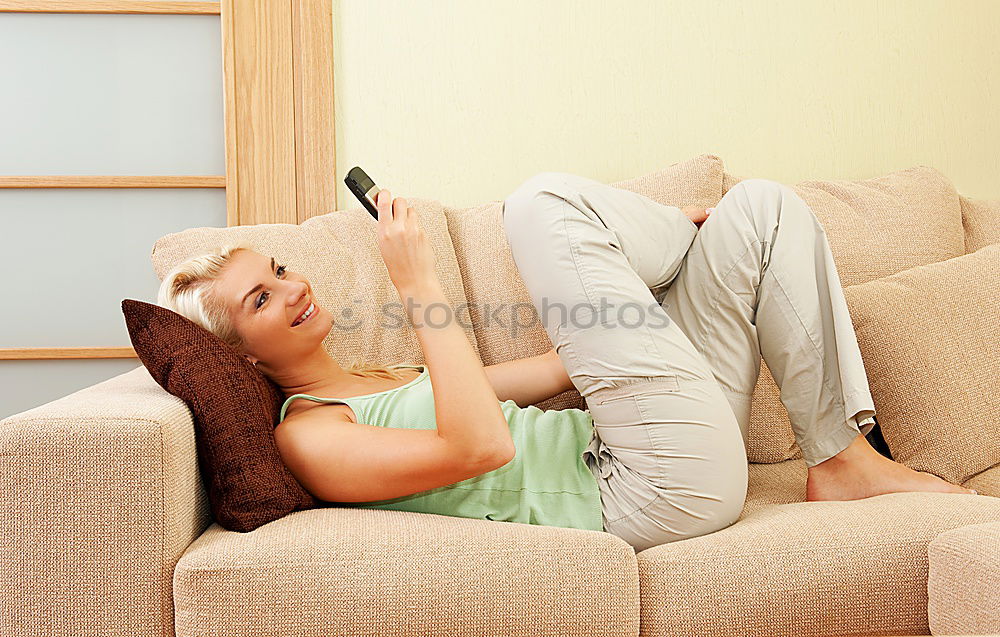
top-left (344, 166), bottom-right (382, 221)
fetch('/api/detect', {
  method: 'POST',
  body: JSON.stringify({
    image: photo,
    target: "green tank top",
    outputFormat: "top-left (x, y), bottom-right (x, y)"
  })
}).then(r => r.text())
top-left (278, 364), bottom-right (604, 532)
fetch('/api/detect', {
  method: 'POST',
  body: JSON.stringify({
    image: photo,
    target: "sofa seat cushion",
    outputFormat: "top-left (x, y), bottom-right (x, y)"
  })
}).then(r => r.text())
top-left (720, 165), bottom-right (968, 466)
top-left (927, 520), bottom-right (1000, 635)
top-left (633, 458), bottom-right (1000, 637)
top-left (444, 154), bottom-right (725, 412)
top-left (173, 508), bottom-right (639, 637)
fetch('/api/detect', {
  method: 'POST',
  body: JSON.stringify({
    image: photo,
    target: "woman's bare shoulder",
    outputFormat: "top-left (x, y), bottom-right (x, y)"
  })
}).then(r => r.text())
top-left (279, 400), bottom-right (357, 434)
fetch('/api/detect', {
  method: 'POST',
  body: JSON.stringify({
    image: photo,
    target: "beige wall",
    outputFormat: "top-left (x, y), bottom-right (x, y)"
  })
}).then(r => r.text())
top-left (332, 0), bottom-right (999, 208)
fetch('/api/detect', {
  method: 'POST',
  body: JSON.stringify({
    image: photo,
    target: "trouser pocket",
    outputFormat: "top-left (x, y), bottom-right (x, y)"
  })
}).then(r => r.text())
top-left (589, 375), bottom-right (681, 405)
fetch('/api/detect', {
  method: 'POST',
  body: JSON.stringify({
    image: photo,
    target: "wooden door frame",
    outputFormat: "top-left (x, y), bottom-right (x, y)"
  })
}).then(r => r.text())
top-left (222, 0), bottom-right (338, 226)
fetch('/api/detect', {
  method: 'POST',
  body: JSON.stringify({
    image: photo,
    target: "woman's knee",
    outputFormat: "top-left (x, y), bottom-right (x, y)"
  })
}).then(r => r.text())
top-left (503, 172), bottom-right (571, 228)
top-left (738, 177), bottom-right (781, 190)
top-left (737, 178), bottom-right (819, 225)
top-left (639, 489), bottom-right (746, 547)
top-left (686, 489), bottom-right (746, 539)
top-left (695, 460), bottom-right (748, 534)
top-left (731, 178), bottom-right (781, 216)
top-left (733, 177), bottom-right (795, 203)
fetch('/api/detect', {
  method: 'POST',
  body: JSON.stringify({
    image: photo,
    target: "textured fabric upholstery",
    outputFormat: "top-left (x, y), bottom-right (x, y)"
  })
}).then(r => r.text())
top-left (927, 521), bottom-right (1000, 635)
top-left (959, 193), bottom-right (1000, 253)
top-left (842, 245), bottom-right (1000, 485)
top-left (636, 460), bottom-right (1000, 637)
top-left (173, 509), bottom-right (639, 637)
top-left (150, 197), bottom-right (478, 368)
top-left (0, 365), bottom-right (207, 637)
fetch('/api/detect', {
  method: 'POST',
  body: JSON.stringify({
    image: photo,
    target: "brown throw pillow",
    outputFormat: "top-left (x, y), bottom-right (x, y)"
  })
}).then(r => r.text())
top-left (842, 244), bottom-right (1000, 485)
top-left (121, 298), bottom-right (323, 532)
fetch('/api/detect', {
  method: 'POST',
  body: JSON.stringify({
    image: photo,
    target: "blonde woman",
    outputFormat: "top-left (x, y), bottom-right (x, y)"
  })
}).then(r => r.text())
top-left (159, 175), bottom-right (977, 553)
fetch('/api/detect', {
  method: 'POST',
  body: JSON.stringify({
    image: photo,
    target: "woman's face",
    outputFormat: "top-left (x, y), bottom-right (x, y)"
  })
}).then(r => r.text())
top-left (213, 249), bottom-right (331, 367)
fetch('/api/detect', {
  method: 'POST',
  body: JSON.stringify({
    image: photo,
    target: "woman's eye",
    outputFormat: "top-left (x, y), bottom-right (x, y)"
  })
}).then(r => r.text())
top-left (255, 264), bottom-right (288, 310)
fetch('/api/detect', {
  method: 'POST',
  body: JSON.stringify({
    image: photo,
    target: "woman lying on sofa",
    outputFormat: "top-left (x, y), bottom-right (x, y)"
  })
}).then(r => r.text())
top-left (157, 173), bottom-right (978, 553)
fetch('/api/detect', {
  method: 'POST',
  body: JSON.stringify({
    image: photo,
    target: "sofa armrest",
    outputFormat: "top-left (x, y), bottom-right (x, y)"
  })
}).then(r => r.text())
top-left (0, 365), bottom-right (210, 637)
top-left (927, 520), bottom-right (1000, 636)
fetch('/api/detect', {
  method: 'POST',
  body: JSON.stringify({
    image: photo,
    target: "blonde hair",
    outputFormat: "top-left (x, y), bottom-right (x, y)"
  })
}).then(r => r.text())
top-left (156, 240), bottom-right (408, 381)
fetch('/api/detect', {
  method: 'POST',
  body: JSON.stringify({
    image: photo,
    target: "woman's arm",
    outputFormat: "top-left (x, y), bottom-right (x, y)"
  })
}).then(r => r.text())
top-left (484, 348), bottom-right (575, 408)
top-left (405, 281), bottom-right (515, 462)
top-left (377, 189), bottom-right (514, 463)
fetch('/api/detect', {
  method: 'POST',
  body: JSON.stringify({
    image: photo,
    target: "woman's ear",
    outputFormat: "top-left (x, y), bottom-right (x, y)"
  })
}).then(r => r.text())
top-left (246, 355), bottom-right (258, 366)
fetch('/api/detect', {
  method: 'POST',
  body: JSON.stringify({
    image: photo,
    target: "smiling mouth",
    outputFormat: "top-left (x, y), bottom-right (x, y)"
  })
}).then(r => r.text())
top-left (292, 301), bottom-right (316, 326)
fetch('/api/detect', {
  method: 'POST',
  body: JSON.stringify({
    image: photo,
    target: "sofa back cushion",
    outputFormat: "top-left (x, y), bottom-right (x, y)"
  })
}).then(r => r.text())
top-left (725, 165), bottom-right (965, 286)
top-left (842, 245), bottom-right (1000, 484)
top-left (724, 165), bottom-right (967, 463)
top-left (150, 199), bottom-right (478, 368)
top-left (444, 154), bottom-right (726, 412)
top-left (960, 195), bottom-right (1000, 254)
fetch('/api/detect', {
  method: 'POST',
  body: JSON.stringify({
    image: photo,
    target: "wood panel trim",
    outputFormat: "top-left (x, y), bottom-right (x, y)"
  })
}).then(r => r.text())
top-left (0, 1), bottom-right (220, 13)
top-left (222, 0), bottom-right (337, 225)
top-left (222, 0), bottom-right (296, 225)
top-left (0, 347), bottom-right (137, 360)
top-left (221, 0), bottom-right (237, 226)
top-left (0, 176), bottom-right (225, 188)
top-left (291, 0), bottom-right (338, 223)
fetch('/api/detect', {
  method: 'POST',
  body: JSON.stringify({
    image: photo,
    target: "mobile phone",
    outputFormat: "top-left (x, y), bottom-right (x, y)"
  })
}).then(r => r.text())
top-left (344, 166), bottom-right (382, 221)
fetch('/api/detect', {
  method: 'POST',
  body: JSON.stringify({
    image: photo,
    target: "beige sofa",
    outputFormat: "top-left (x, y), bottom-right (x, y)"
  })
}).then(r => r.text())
top-left (3, 154), bottom-right (999, 637)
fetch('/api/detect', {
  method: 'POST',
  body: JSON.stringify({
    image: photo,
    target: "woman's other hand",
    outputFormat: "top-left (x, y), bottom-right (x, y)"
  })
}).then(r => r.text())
top-left (375, 189), bottom-right (440, 296)
top-left (680, 205), bottom-right (713, 228)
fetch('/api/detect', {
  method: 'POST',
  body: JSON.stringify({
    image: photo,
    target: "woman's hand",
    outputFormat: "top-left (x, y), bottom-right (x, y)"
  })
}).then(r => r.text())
top-left (680, 205), bottom-right (713, 228)
top-left (375, 189), bottom-right (440, 296)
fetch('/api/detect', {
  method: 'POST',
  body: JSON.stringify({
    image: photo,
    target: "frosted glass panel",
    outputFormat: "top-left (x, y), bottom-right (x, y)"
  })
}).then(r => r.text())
top-left (0, 188), bottom-right (227, 347)
top-left (0, 359), bottom-right (144, 422)
top-left (0, 13), bottom-right (224, 175)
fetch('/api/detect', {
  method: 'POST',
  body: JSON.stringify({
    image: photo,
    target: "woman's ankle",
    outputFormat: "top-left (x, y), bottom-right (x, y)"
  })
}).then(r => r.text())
top-left (809, 433), bottom-right (875, 471)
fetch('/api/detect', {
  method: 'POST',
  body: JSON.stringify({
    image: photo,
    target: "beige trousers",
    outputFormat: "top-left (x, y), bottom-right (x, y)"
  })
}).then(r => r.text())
top-left (502, 172), bottom-right (876, 552)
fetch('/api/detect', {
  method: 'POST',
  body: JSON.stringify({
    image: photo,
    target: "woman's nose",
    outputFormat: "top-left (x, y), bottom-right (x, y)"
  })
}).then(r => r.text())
top-left (289, 282), bottom-right (309, 304)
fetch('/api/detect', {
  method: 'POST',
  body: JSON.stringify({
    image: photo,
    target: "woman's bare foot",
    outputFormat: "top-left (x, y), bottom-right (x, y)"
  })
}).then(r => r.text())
top-left (805, 432), bottom-right (978, 501)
